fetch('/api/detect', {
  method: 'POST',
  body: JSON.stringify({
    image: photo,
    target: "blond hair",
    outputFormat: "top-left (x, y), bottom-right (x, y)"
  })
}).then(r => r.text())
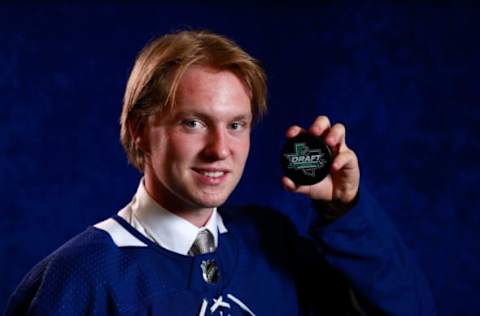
top-left (119, 30), bottom-right (268, 171)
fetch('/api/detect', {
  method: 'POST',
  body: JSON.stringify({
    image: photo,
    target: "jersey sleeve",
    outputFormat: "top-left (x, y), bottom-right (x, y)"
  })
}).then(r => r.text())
top-left (308, 187), bottom-right (436, 316)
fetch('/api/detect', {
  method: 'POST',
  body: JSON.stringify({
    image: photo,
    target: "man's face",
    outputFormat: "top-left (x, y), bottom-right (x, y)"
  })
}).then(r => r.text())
top-left (142, 65), bottom-right (252, 216)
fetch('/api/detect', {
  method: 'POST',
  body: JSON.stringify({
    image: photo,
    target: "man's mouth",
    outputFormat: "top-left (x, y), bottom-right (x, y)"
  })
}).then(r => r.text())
top-left (192, 168), bottom-right (230, 184)
top-left (201, 171), bottom-right (225, 178)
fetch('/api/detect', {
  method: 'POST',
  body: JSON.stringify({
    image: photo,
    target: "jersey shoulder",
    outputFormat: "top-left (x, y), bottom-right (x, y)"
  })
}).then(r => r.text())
top-left (6, 217), bottom-right (146, 315)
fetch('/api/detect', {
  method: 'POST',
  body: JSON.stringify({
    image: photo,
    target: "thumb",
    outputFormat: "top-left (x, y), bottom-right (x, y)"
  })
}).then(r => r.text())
top-left (281, 176), bottom-right (311, 195)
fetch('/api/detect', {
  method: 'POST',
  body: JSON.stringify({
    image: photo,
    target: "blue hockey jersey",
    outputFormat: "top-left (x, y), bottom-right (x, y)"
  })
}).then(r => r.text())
top-left (5, 191), bottom-right (436, 315)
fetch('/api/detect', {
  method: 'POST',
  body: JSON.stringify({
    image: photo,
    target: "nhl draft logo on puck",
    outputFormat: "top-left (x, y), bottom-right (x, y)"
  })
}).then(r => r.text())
top-left (281, 133), bottom-right (333, 185)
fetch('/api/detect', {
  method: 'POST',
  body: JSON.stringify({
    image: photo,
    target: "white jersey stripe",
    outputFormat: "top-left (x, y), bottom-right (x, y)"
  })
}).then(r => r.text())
top-left (94, 218), bottom-right (148, 247)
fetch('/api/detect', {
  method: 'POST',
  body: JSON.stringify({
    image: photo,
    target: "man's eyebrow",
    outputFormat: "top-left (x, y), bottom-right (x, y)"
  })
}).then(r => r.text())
top-left (174, 111), bottom-right (197, 117)
top-left (174, 111), bottom-right (209, 120)
top-left (231, 114), bottom-right (253, 121)
top-left (174, 111), bottom-right (252, 121)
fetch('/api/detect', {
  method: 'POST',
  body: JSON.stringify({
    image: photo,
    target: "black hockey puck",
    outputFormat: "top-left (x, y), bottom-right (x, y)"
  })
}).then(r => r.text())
top-left (281, 133), bottom-right (333, 185)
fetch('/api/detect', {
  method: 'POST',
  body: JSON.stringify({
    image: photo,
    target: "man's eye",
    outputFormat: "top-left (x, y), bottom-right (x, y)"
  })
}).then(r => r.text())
top-left (182, 119), bottom-right (204, 129)
top-left (229, 121), bottom-right (245, 130)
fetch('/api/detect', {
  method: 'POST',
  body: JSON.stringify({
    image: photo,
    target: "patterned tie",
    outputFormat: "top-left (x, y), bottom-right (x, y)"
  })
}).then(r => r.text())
top-left (189, 230), bottom-right (215, 256)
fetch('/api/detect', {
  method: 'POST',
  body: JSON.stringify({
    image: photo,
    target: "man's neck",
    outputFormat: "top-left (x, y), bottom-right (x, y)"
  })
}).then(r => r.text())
top-left (143, 177), bottom-right (213, 228)
top-left (170, 208), bottom-right (213, 228)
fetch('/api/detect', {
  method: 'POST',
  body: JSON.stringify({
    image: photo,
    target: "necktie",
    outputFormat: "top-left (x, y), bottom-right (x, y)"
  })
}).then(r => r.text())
top-left (189, 230), bottom-right (215, 256)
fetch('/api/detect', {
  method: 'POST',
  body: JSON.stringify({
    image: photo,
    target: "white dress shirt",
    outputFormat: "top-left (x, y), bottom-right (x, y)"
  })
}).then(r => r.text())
top-left (117, 178), bottom-right (228, 255)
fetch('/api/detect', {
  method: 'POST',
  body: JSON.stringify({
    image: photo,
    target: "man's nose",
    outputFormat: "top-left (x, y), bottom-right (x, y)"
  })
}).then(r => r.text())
top-left (203, 129), bottom-right (229, 161)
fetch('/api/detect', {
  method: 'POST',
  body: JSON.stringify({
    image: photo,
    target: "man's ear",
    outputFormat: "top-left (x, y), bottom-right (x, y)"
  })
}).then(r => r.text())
top-left (128, 119), bottom-right (149, 153)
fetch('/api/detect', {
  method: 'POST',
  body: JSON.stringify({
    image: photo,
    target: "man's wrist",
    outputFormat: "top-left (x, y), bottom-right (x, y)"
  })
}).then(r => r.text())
top-left (313, 190), bottom-right (360, 222)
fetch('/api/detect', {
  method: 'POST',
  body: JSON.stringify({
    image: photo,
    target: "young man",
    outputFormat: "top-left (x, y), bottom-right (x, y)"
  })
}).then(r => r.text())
top-left (6, 30), bottom-right (435, 315)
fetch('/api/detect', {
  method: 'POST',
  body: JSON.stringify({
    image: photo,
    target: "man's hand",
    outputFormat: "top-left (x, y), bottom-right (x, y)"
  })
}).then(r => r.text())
top-left (282, 116), bottom-right (360, 207)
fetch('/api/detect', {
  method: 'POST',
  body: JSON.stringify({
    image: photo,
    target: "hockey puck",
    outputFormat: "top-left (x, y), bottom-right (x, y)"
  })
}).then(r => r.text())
top-left (281, 133), bottom-right (333, 185)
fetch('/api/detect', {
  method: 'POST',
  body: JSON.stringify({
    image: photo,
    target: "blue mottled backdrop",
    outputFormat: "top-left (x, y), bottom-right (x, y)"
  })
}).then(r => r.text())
top-left (1, 2), bottom-right (479, 315)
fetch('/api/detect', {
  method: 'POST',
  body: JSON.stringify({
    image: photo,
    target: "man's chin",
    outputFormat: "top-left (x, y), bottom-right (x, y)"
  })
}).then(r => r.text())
top-left (196, 197), bottom-right (227, 209)
top-left (193, 192), bottom-right (230, 209)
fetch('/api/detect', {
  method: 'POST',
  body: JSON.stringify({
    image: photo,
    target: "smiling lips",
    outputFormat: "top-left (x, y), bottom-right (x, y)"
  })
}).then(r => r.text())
top-left (192, 168), bottom-right (230, 185)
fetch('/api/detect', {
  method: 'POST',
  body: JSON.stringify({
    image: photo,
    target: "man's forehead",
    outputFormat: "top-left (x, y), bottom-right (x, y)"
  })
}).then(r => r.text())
top-left (177, 65), bottom-right (252, 99)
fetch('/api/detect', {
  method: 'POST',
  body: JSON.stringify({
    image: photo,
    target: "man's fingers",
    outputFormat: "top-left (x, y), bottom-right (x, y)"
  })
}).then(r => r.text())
top-left (281, 176), bottom-right (311, 195)
top-left (324, 123), bottom-right (346, 149)
top-left (331, 150), bottom-right (357, 172)
top-left (281, 176), bottom-right (296, 191)
top-left (308, 116), bottom-right (331, 136)
top-left (286, 125), bottom-right (305, 138)
top-left (308, 117), bottom-right (348, 153)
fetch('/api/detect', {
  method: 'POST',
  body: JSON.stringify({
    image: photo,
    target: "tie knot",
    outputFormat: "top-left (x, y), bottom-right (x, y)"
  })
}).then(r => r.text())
top-left (189, 230), bottom-right (215, 256)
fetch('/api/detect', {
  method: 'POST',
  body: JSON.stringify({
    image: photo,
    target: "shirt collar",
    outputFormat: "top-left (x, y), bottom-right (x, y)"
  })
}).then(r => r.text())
top-left (130, 178), bottom-right (227, 255)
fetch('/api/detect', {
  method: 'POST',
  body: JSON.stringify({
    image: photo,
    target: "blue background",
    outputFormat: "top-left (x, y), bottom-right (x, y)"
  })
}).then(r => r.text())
top-left (1, 2), bottom-right (479, 315)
